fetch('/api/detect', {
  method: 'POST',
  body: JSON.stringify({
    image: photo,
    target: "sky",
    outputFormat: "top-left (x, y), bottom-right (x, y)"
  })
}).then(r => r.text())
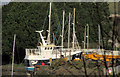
top-left (0, 0), bottom-right (11, 5)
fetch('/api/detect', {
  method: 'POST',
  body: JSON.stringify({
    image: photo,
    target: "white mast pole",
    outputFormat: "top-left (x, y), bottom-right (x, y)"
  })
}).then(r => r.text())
top-left (68, 12), bottom-right (71, 60)
top-left (84, 26), bottom-right (86, 49)
top-left (48, 2), bottom-right (51, 44)
top-left (98, 25), bottom-right (101, 49)
top-left (61, 10), bottom-right (65, 52)
top-left (11, 34), bottom-right (16, 77)
top-left (72, 8), bottom-right (75, 52)
top-left (87, 24), bottom-right (89, 49)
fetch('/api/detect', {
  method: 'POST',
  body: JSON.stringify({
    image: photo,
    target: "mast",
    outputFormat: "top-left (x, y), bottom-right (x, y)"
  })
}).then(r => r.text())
top-left (68, 12), bottom-right (71, 60)
top-left (48, 2), bottom-right (51, 44)
top-left (11, 34), bottom-right (16, 77)
top-left (72, 8), bottom-right (75, 52)
top-left (98, 25), bottom-right (101, 49)
top-left (112, 1), bottom-right (117, 50)
top-left (61, 10), bottom-right (65, 51)
top-left (87, 24), bottom-right (89, 49)
top-left (84, 26), bottom-right (86, 49)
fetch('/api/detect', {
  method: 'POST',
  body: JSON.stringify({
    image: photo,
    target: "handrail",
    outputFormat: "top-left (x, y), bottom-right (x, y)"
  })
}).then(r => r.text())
top-left (25, 49), bottom-right (40, 55)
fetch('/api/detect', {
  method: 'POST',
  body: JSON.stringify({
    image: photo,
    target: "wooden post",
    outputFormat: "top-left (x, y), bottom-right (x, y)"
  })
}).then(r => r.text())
top-left (84, 26), bottom-right (86, 49)
top-left (72, 8), bottom-right (75, 52)
top-left (61, 10), bottom-right (65, 52)
top-left (87, 24), bottom-right (89, 49)
top-left (68, 12), bottom-right (71, 60)
top-left (11, 34), bottom-right (16, 77)
top-left (56, 49), bottom-right (57, 59)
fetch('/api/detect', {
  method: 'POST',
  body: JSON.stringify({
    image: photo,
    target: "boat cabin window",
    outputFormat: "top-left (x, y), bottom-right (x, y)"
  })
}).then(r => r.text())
top-left (26, 49), bottom-right (40, 55)
top-left (30, 50), bottom-right (32, 55)
top-left (45, 47), bottom-right (47, 50)
top-left (44, 47), bottom-right (52, 50)
top-left (33, 50), bottom-right (35, 55)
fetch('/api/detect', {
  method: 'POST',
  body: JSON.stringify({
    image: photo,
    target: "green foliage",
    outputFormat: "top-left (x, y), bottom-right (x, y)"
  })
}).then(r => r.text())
top-left (2, 2), bottom-right (49, 63)
top-left (50, 59), bottom-right (66, 69)
top-left (71, 60), bottom-right (83, 69)
top-left (50, 59), bottom-right (83, 70)
top-left (108, 2), bottom-right (119, 14)
top-left (87, 61), bottom-right (97, 69)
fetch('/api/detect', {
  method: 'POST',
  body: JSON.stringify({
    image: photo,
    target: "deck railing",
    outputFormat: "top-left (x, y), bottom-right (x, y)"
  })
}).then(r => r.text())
top-left (25, 49), bottom-right (40, 55)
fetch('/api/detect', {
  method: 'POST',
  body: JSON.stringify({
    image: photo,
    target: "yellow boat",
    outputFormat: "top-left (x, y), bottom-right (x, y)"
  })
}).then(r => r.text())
top-left (82, 51), bottom-right (120, 62)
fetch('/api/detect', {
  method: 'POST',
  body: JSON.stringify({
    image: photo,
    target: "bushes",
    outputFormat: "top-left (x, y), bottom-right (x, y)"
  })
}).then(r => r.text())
top-left (70, 60), bottom-right (83, 69)
top-left (50, 58), bottom-right (83, 70)
top-left (87, 61), bottom-right (97, 69)
top-left (50, 58), bottom-right (67, 69)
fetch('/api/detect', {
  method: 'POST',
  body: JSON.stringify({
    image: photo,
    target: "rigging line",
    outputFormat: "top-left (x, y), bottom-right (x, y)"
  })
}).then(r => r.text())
top-left (56, 15), bottom-right (69, 45)
top-left (63, 15), bottom-right (80, 49)
top-left (37, 37), bottom-right (40, 44)
top-left (63, 16), bottom-right (69, 40)
top-left (74, 33), bottom-right (80, 49)
top-left (56, 34), bottom-right (61, 46)
top-left (42, 8), bottom-right (49, 29)
top-left (53, 15), bottom-right (63, 44)
top-left (56, 13), bottom-right (73, 45)
top-left (66, 13), bottom-right (79, 47)
top-left (63, 14), bottom-right (73, 41)
top-left (61, 14), bottom-right (73, 45)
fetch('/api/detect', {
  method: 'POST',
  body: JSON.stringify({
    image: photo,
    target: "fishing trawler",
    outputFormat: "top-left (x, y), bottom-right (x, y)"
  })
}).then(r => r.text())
top-left (24, 30), bottom-right (82, 65)
top-left (24, 3), bottom-right (82, 68)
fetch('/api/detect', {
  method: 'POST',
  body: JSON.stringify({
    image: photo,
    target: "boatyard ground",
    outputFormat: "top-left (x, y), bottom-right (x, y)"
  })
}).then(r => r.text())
top-left (2, 59), bottom-right (120, 77)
